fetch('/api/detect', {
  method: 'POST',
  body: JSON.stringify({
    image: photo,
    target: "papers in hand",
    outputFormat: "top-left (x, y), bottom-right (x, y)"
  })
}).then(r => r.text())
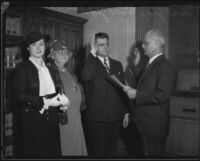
top-left (107, 75), bottom-right (126, 89)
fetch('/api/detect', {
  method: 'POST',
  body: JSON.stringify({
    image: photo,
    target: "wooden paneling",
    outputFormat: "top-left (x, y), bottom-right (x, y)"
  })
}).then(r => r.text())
top-left (176, 70), bottom-right (199, 92)
top-left (169, 6), bottom-right (199, 70)
top-left (136, 7), bottom-right (169, 57)
top-left (166, 118), bottom-right (199, 155)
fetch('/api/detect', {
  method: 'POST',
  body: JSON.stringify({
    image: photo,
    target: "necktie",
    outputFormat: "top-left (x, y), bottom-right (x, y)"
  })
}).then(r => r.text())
top-left (104, 57), bottom-right (110, 73)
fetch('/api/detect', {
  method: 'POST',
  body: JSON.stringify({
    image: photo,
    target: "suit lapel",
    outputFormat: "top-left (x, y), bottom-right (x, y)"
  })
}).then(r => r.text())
top-left (27, 60), bottom-right (40, 95)
top-left (137, 55), bottom-right (165, 87)
top-left (109, 58), bottom-right (114, 75)
top-left (109, 58), bottom-right (123, 81)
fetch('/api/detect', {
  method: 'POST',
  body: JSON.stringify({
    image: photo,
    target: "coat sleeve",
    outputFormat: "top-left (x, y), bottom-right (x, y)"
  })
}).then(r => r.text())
top-left (129, 54), bottom-right (149, 87)
top-left (118, 62), bottom-right (131, 114)
top-left (81, 53), bottom-right (98, 99)
top-left (135, 63), bottom-right (175, 106)
top-left (13, 63), bottom-right (44, 112)
top-left (81, 53), bottom-right (98, 81)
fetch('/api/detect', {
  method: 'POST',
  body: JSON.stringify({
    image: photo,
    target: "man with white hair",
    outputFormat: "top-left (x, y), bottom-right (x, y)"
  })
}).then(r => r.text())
top-left (124, 29), bottom-right (175, 156)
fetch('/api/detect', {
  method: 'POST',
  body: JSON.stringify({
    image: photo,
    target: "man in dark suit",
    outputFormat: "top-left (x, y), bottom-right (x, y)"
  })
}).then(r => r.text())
top-left (124, 29), bottom-right (175, 156)
top-left (81, 32), bottom-right (129, 156)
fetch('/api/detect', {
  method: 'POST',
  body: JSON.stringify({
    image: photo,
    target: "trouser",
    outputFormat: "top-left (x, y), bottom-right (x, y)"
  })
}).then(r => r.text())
top-left (140, 134), bottom-right (166, 156)
top-left (87, 120), bottom-right (121, 156)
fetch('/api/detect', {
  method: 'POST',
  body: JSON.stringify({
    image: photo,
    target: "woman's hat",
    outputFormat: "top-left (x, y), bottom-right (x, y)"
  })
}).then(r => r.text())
top-left (48, 40), bottom-right (68, 58)
top-left (24, 31), bottom-right (45, 47)
top-left (49, 40), bottom-right (68, 52)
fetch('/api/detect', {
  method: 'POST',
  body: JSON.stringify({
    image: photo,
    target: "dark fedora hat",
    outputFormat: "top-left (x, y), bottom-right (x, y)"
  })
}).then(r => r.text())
top-left (24, 31), bottom-right (45, 47)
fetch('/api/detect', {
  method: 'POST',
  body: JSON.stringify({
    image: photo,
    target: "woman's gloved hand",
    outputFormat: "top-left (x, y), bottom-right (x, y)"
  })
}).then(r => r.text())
top-left (58, 93), bottom-right (70, 107)
top-left (40, 93), bottom-right (61, 114)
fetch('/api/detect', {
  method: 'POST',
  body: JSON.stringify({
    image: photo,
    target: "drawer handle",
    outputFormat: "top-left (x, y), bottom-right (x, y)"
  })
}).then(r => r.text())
top-left (183, 109), bottom-right (196, 113)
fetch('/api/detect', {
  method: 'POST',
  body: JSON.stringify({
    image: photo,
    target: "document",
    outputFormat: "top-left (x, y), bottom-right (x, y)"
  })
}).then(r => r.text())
top-left (107, 74), bottom-right (126, 90)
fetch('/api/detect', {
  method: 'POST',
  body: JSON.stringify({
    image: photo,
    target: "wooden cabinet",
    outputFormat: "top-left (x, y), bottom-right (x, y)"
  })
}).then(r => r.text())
top-left (165, 96), bottom-right (199, 156)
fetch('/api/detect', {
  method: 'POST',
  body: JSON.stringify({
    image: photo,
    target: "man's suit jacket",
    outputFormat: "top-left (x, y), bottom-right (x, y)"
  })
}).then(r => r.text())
top-left (82, 53), bottom-right (129, 123)
top-left (130, 54), bottom-right (175, 138)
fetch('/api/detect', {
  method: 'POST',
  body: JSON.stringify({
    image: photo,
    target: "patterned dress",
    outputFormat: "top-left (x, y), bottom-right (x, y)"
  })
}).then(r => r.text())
top-left (59, 69), bottom-right (87, 156)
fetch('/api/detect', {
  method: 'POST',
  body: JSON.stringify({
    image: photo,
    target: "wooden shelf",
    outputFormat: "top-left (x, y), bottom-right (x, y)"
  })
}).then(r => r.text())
top-left (5, 34), bottom-right (23, 47)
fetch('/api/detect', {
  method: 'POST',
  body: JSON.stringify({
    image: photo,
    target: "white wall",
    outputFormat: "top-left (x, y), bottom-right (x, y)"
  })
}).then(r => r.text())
top-left (81, 7), bottom-right (136, 70)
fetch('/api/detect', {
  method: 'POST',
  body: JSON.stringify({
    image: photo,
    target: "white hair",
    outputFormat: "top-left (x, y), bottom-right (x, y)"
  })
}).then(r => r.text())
top-left (146, 29), bottom-right (165, 46)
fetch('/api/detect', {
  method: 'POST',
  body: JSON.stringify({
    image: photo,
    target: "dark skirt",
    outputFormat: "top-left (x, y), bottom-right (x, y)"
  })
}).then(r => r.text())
top-left (13, 105), bottom-right (61, 159)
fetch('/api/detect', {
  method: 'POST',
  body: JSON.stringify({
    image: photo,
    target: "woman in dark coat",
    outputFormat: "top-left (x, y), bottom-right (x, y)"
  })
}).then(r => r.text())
top-left (12, 31), bottom-right (69, 158)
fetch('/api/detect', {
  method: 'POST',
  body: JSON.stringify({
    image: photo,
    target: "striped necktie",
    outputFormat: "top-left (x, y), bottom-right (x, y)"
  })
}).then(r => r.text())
top-left (103, 57), bottom-right (110, 73)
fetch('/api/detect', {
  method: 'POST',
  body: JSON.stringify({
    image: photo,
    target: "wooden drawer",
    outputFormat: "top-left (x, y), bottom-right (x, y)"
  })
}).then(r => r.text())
top-left (170, 97), bottom-right (199, 119)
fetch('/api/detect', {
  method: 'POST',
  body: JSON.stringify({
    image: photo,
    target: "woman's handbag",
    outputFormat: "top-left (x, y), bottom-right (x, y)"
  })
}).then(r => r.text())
top-left (58, 110), bottom-right (68, 125)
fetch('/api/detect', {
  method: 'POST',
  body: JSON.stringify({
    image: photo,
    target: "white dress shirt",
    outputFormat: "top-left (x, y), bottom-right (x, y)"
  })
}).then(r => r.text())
top-left (148, 53), bottom-right (163, 65)
top-left (29, 57), bottom-right (56, 96)
top-left (97, 56), bottom-right (110, 69)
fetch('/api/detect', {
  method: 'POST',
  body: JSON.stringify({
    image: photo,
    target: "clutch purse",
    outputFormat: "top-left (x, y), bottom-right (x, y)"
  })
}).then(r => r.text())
top-left (57, 107), bottom-right (68, 125)
top-left (45, 88), bottom-right (68, 124)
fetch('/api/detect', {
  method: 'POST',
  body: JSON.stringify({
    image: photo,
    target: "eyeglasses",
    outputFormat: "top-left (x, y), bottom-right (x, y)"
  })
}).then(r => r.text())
top-left (96, 43), bottom-right (109, 47)
top-left (55, 50), bottom-right (68, 56)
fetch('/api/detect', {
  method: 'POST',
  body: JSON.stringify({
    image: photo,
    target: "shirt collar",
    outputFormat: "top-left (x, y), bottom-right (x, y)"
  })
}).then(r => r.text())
top-left (97, 56), bottom-right (109, 66)
top-left (148, 53), bottom-right (163, 65)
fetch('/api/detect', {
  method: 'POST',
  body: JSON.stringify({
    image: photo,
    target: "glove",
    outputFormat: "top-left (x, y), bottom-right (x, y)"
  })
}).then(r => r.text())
top-left (40, 94), bottom-right (61, 114)
top-left (58, 94), bottom-right (70, 107)
top-left (60, 105), bottom-right (68, 112)
top-left (90, 34), bottom-right (97, 57)
top-left (44, 93), bottom-right (61, 107)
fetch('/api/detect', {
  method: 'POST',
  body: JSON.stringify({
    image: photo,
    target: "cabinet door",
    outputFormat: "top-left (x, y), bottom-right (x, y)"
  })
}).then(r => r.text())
top-left (60, 26), bottom-right (82, 51)
top-left (24, 17), bottom-right (56, 41)
top-left (60, 25), bottom-right (83, 73)
top-left (39, 21), bottom-right (56, 41)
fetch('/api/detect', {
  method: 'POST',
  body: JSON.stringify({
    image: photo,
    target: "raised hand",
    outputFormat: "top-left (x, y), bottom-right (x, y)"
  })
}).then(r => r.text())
top-left (90, 34), bottom-right (97, 56)
top-left (133, 48), bottom-right (141, 66)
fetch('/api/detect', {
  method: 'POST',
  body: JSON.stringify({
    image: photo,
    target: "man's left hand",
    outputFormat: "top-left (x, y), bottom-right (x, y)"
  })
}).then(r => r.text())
top-left (122, 113), bottom-right (129, 128)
